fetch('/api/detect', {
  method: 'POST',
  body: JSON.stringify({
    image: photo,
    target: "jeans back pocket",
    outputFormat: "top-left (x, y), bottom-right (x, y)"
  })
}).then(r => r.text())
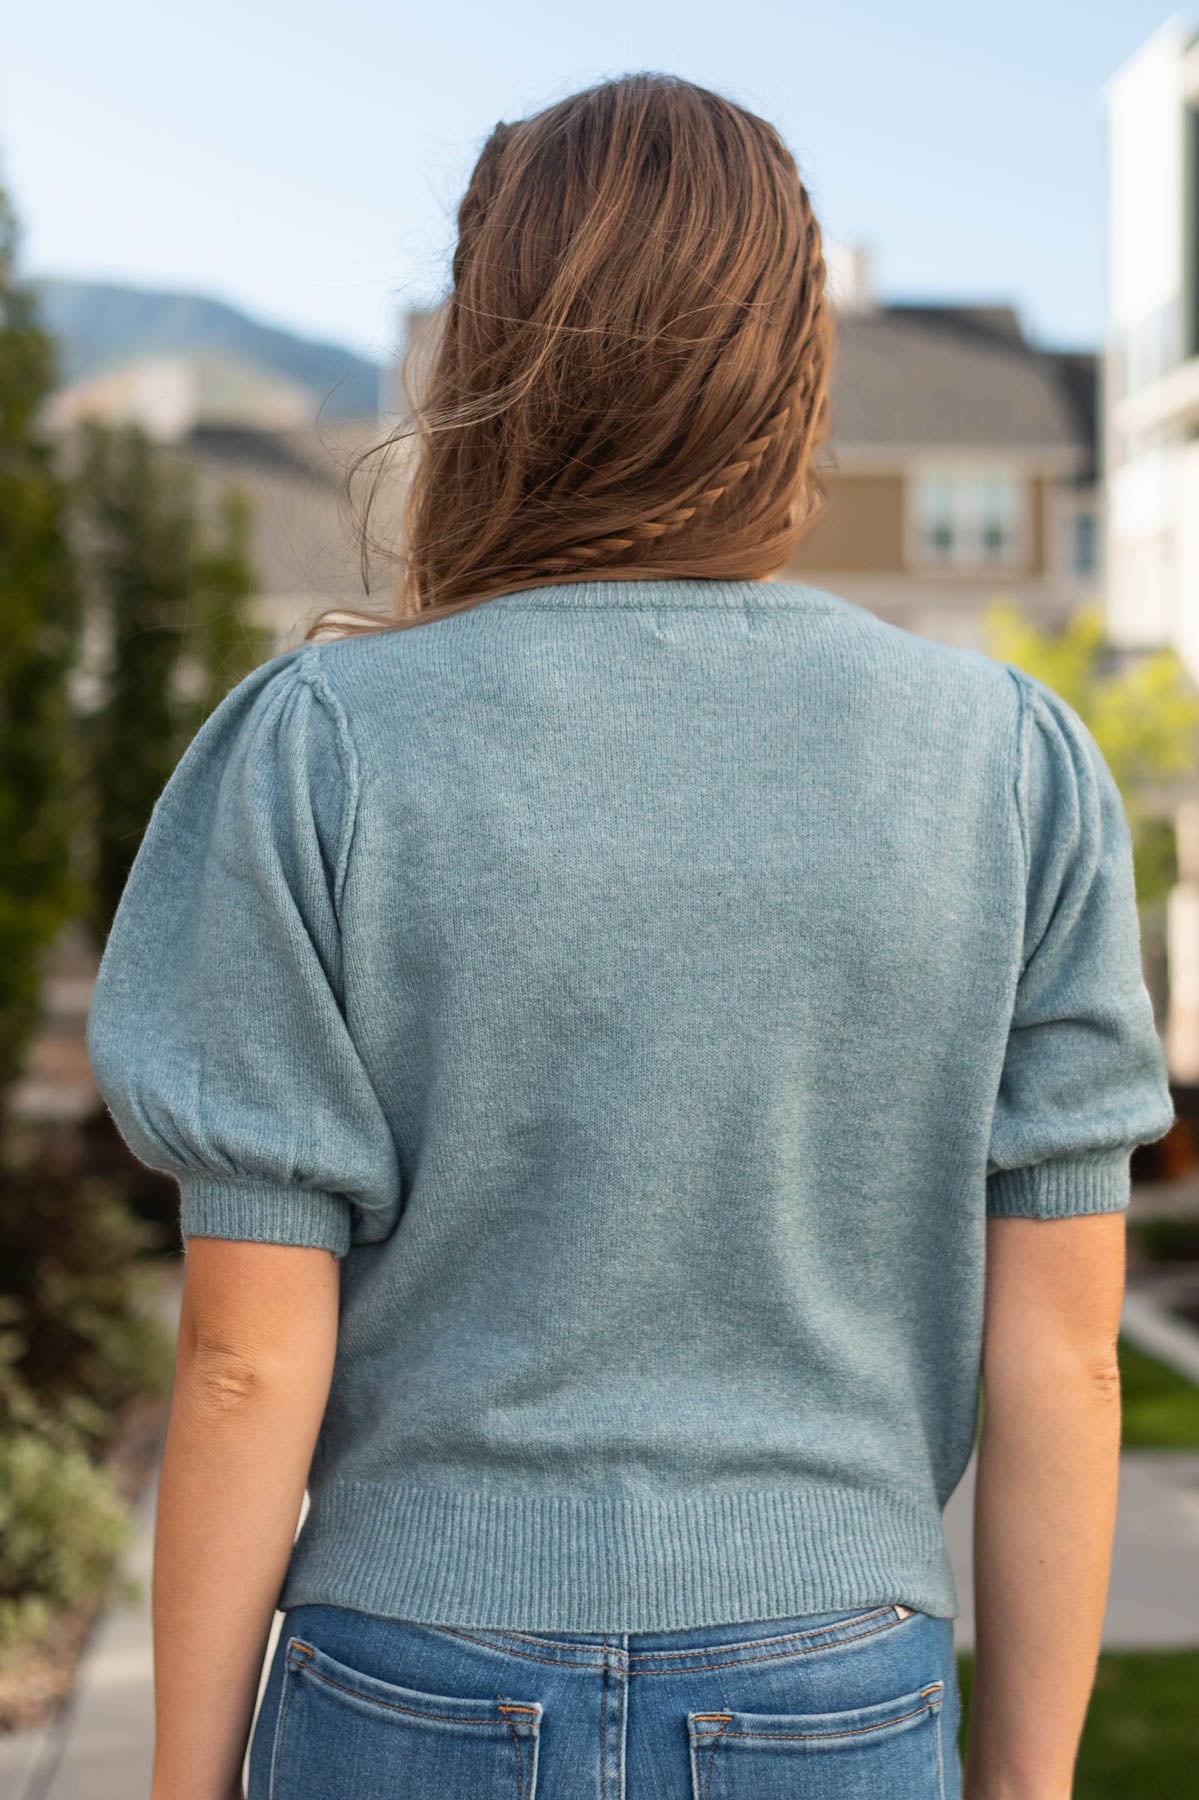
top-left (269, 1635), bottom-right (542, 1800)
top-left (688, 1679), bottom-right (945, 1800)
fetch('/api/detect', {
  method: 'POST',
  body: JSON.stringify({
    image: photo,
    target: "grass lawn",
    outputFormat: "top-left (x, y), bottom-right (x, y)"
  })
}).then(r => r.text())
top-left (1118, 1336), bottom-right (1199, 1448)
top-left (970, 1334), bottom-right (1199, 1453)
top-left (956, 1652), bottom-right (1199, 1796)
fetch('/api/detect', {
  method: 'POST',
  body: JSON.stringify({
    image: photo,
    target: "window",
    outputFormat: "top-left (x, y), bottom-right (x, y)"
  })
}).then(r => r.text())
top-left (1112, 298), bottom-right (1184, 403)
top-left (912, 472), bottom-right (1023, 568)
top-left (1071, 510), bottom-right (1098, 578)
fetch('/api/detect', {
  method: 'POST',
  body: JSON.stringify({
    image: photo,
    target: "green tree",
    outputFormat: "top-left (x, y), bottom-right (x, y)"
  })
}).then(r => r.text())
top-left (189, 485), bottom-right (270, 714)
top-left (983, 602), bottom-right (1199, 907)
top-left (75, 422), bottom-right (264, 939)
top-left (0, 185), bottom-right (82, 1126)
top-left (74, 419), bottom-right (196, 938)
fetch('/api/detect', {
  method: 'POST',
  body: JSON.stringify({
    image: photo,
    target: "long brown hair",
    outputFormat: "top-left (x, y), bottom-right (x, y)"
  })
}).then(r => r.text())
top-left (307, 72), bottom-right (832, 640)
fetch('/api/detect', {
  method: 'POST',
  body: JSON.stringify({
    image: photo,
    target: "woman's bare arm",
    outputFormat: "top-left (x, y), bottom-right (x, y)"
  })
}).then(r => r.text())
top-left (151, 1239), bottom-right (340, 1800)
top-left (964, 1212), bottom-right (1127, 1800)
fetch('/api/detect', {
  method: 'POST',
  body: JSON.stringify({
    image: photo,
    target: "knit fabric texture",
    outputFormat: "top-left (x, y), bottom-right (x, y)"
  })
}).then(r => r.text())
top-left (86, 578), bottom-right (1176, 1631)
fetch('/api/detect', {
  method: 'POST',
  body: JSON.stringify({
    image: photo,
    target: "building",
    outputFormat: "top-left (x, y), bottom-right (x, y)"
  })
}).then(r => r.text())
top-left (45, 350), bottom-right (404, 647)
top-left (784, 260), bottom-right (1099, 648)
top-left (1104, 18), bottom-right (1199, 681)
top-left (43, 349), bottom-right (315, 441)
top-left (395, 284), bottom-right (1098, 653)
top-left (1104, 20), bottom-right (1199, 1087)
top-left (182, 416), bottom-right (407, 646)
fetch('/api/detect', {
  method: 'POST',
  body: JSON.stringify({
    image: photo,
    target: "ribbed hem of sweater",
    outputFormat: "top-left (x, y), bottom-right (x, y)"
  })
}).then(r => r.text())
top-left (985, 1150), bottom-right (1131, 1220)
top-left (178, 1176), bottom-right (352, 1257)
top-left (278, 1479), bottom-right (959, 1633)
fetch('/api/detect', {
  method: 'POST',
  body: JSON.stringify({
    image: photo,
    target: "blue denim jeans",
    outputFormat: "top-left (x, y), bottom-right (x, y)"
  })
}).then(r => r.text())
top-left (247, 1600), bottom-right (963, 1798)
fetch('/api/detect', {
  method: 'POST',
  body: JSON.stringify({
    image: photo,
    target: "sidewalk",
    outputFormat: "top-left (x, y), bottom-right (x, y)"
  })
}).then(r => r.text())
top-left (3, 1292), bottom-right (1198, 1800)
top-left (0, 1466), bottom-right (281, 1800)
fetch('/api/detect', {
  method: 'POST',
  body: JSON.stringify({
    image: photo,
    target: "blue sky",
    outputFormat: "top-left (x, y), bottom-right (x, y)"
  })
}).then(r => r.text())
top-left (0, 2), bottom-right (1185, 362)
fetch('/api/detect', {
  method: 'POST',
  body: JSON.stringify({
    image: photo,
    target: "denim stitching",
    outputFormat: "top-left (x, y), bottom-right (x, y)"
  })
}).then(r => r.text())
top-left (694, 1687), bottom-right (942, 1743)
top-left (628, 1606), bottom-right (897, 1656)
top-left (488, 1605), bottom-right (894, 1658)
top-left (497, 1703), bottom-right (529, 1799)
top-left (702, 1715), bottom-right (732, 1800)
top-left (599, 1636), bottom-right (608, 1800)
top-left (431, 1610), bottom-right (908, 1675)
top-left (266, 1651), bottom-right (300, 1800)
top-left (287, 1651), bottom-right (516, 1727)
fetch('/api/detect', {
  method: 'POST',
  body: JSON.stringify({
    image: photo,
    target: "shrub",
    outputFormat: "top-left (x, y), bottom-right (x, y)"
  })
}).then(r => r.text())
top-left (1128, 1216), bottom-right (1199, 1264)
top-left (78, 1104), bottom-right (181, 1255)
top-left (0, 1127), bottom-right (173, 1447)
top-left (0, 1425), bottom-right (130, 1657)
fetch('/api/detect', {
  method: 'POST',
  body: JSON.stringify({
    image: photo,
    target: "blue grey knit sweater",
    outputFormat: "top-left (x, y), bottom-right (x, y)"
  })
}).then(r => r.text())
top-left (86, 578), bottom-right (1175, 1632)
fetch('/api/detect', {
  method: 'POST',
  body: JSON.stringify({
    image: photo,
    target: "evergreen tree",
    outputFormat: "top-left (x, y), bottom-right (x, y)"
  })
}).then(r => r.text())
top-left (189, 485), bottom-right (270, 715)
top-left (77, 426), bottom-right (269, 939)
top-left (0, 185), bottom-right (82, 1124)
top-left (75, 419), bottom-right (203, 939)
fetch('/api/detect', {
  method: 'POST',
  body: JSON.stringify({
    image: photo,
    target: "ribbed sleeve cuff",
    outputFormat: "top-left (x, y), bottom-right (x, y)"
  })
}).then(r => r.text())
top-left (178, 1175), bottom-right (353, 1257)
top-left (985, 1151), bottom-right (1131, 1220)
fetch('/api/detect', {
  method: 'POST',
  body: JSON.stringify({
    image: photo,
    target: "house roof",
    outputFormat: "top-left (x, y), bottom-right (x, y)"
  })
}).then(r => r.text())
top-left (50, 300), bottom-right (1097, 650)
top-left (830, 305), bottom-right (1095, 468)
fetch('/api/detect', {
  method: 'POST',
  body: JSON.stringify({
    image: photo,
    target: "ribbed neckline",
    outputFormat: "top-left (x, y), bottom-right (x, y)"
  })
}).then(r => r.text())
top-left (481, 578), bottom-right (844, 610)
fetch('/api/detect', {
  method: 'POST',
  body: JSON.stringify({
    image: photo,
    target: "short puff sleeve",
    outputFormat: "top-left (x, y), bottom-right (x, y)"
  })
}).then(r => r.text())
top-left (86, 646), bottom-right (402, 1258)
top-left (985, 669), bottom-right (1175, 1219)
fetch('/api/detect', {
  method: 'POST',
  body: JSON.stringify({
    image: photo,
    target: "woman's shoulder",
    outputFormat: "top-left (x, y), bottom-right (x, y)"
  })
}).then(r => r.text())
top-left (780, 582), bottom-right (1025, 735)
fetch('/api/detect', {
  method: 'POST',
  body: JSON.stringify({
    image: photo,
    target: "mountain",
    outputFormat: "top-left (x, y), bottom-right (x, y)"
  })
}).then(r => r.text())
top-left (33, 277), bottom-right (383, 420)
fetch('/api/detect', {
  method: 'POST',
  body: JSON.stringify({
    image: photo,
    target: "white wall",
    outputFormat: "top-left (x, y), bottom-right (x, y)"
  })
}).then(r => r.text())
top-left (1106, 21), bottom-right (1189, 352)
top-left (1176, 440), bottom-right (1199, 679)
top-left (1104, 18), bottom-right (1198, 672)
